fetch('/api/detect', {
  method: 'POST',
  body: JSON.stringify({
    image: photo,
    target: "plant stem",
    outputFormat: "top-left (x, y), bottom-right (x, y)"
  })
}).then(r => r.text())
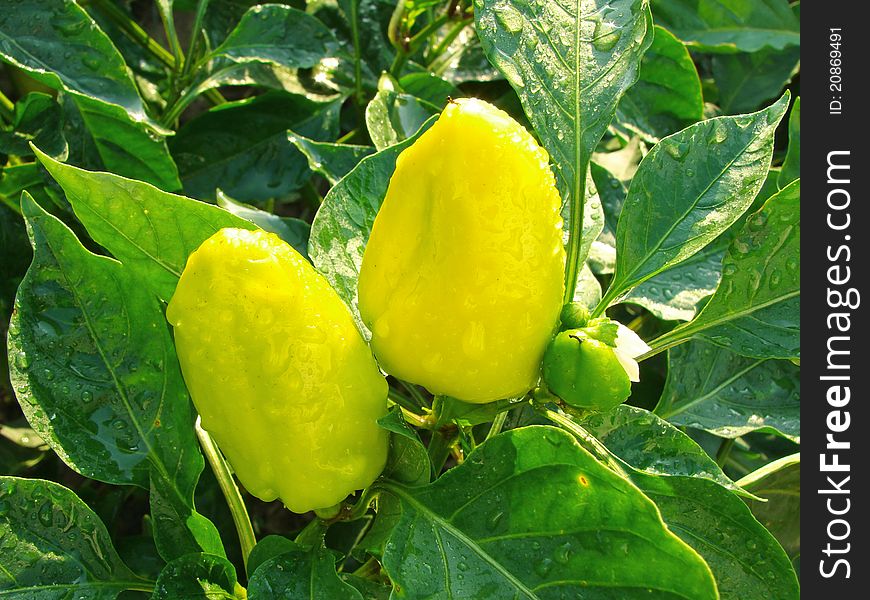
top-left (183, 0), bottom-right (211, 81)
top-left (563, 160), bottom-right (589, 303)
top-left (398, 379), bottom-right (430, 409)
top-left (90, 0), bottom-right (176, 69)
top-left (352, 556), bottom-right (381, 579)
top-left (389, 13), bottom-right (454, 77)
top-left (636, 324), bottom-right (692, 361)
top-left (715, 438), bottom-right (735, 468)
top-left (0, 88), bottom-right (14, 122)
top-left (156, 1), bottom-right (185, 73)
top-left (485, 411), bottom-right (508, 441)
top-left (195, 418), bottom-right (257, 574)
top-left (348, 0), bottom-right (365, 108)
top-left (425, 17), bottom-right (471, 68)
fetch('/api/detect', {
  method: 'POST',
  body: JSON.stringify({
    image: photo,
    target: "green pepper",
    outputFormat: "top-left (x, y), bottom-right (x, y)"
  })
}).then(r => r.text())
top-left (167, 228), bottom-right (388, 514)
top-left (358, 98), bottom-right (565, 404)
top-left (542, 329), bottom-right (632, 411)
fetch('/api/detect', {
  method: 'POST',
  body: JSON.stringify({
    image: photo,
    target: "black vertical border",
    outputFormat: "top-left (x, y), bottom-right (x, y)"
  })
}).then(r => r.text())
top-left (802, 2), bottom-right (866, 596)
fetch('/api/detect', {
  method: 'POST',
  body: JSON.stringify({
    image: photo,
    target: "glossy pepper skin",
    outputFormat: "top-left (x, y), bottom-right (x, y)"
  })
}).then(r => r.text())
top-left (542, 330), bottom-right (631, 411)
top-left (358, 98), bottom-right (565, 403)
top-left (167, 228), bottom-right (388, 514)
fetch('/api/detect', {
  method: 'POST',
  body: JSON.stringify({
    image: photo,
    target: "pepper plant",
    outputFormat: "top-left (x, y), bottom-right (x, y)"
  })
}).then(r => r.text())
top-left (1, 1), bottom-right (800, 598)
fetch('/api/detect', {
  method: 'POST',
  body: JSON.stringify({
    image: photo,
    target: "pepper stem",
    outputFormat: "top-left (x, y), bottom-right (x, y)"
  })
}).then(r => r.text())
top-left (195, 417), bottom-right (257, 574)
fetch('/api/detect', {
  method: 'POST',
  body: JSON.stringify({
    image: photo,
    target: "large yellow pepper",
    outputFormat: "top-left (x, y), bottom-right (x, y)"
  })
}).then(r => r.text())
top-left (358, 98), bottom-right (565, 403)
top-left (167, 228), bottom-right (388, 513)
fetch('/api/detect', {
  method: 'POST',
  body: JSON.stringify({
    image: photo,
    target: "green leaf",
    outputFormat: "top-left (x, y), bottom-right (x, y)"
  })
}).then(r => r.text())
top-left (655, 340), bottom-right (800, 440)
top-left (8, 193), bottom-right (222, 562)
top-left (623, 167), bottom-right (784, 321)
top-left (616, 26), bottom-right (704, 141)
top-left (247, 535), bottom-right (300, 576)
top-left (211, 4), bottom-right (340, 68)
top-left (474, 0), bottom-right (653, 279)
top-left (0, 476), bottom-right (147, 598)
top-left (32, 148), bottom-right (254, 303)
top-left (635, 471), bottom-right (799, 600)
top-left (0, 92), bottom-right (66, 158)
top-left (379, 426), bottom-right (718, 599)
top-left (625, 241), bottom-right (725, 321)
top-left (67, 95), bottom-right (182, 192)
top-left (9, 193), bottom-right (198, 489)
top-left (399, 72), bottom-right (460, 106)
top-left (309, 116), bottom-right (436, 333)
top-left (601, 93), bottom-right (789, 309)
top-left (0, 0), bottom-right (149, 121)
top-left (170, 92), bottom-right (341, 202)
top-left (712, 47), bottom-right (800, 114)
top-left (0, 163), bottom-right (56, 214)
top-left (365, 82), bottom-right (440, 150)
top-left (150, 466), bottom-right (226, 563)
top-left (0, 0), bottom-right (180, 191)
top-left (573, 263), bottom-right (602, 309)
top-left (151, 553), bottom-right (239, 600)
top-left (778, 97), bottom-right (800, 188)
top-left (248, 545), bottom-right (363, 600)
top-left (652, 179), bottom-right (800, 359)
top-left (288, 133), bottom-right (375, 185)
top-left (651, 0), bottom-right (800, 53)
top-left (737, 453), bottom-right (800, 561)
top-left (378, 408), bottom-right (430, 486)
top-left (216, 190), bottom-right (310, 259)
top-left (582, 405), bottom-right (742, 493)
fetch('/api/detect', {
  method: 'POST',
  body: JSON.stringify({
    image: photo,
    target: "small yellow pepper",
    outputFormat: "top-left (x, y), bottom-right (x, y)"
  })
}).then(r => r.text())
top-left (167, 228), bottom-right (388, 513)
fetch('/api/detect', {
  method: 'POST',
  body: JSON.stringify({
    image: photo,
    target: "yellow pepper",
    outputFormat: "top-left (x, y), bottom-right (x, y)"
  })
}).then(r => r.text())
top-left (358, 98), bottom-right (565, 403)
top-left (167, 228), bottom-right (388, 513)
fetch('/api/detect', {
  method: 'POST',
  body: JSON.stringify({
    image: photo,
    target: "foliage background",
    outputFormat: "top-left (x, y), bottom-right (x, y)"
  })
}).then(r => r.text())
top-left (0, 0), bottom-right (800, 598)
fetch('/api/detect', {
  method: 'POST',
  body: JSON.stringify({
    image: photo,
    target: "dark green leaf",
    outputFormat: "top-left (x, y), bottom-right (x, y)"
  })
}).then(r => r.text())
top-left (67, 95), bottom-right (181, 192)
top-left (216, 190), bottom-right (310, 259)
top-left (151, 553), bottom-right (238, 600)
top-left (655, 340), bottom-right (800, 440)
top-left (635, 471), bottom-right (799, 600)
top-left (171, 92), bottom-right (340, 202)
top-left (212, 4), bottom-right (340, 68)
top-left (625, 241), bottom-right (725, 321)
top-left (365, 86), bottom-right (439, 150)
top-left (248, 545), bottom-right (363, 600)
top-left (380, 426), bottom-right (718, 599)
top-left (0, 476), bottom-right (146, 598)
top-left (0, 0), bottom-right (149, 121)
top-left (9, 194), bottom-right (203, 493)
top-left (778, 97), bottom-right (800, 188)
top-left (582, 405), bottom-right (741, 492)
top-left (652, 179), bottom-right (800, 359)
top-left (247, 535), bottom-right (301, 576)
top-left (737, 454), bottom-right (800, 560)
top-left (616, 26), bottom-right (703, 141)
top-left (33, 148), bottom-right (254, 302)
top-left (474, 0), bottom-right (653, 269)
top-left (378, 408), bottom-right (430, 486)
top-left (0, 92), bottom-right (66, 158)
top-left (602, 93), bottom-right (789, 307)
top-left (309, 116), bottom-right (436, 332)
top-left (399, 72), bottom-right (460, 106)
top-left (288, 133), bottom-right (375, 185)
top-left (651, 0), bottom-right (800, 52)
top-left (0, 0), bottom-right (180, 191)
top-left (712, 47), bottom-right (799, 114)
top-left (573, 263), bottom-right (602, 309)
top-left (150, 467), bottom-right (225, 563)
